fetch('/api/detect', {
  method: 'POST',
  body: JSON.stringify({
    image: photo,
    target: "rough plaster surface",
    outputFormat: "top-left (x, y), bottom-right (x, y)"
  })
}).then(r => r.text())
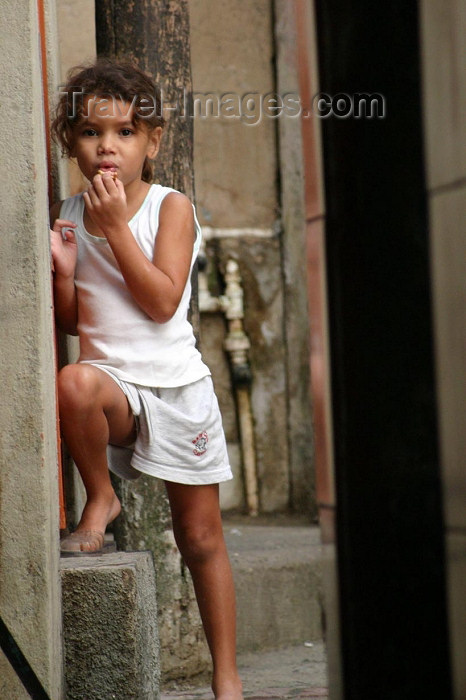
top-left (274, 0), bottom-right (315, 512)
top-left (217, 238), bottom-right (290, 511)
top-left (61, 551), bottom-right (160, 699)
top-left (190, 0), bottom-right (278, 229)
top-left (189, 0), bottom-right (313, 513)
top-left (0, 0), bottom-right (62, 697)
top-left (0, 660), bottom-right (30, 700)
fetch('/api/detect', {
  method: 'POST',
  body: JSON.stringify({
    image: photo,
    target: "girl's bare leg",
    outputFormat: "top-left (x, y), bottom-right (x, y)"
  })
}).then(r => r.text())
top-left (165, 482), bottom-right (243, 700)
top-left (58, 363), bottom-right (136, 545)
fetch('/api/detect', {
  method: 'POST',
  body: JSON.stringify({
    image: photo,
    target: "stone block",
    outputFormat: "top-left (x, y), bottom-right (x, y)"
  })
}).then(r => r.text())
top-left (420, 0), bottom-right (466, 190)
top-left (0, 655), bottom-right (30, 700)
top-left (61, 551), bottom-right (160, 699)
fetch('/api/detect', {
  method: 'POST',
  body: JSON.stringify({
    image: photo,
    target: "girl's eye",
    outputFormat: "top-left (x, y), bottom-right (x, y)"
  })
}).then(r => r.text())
top-left (120, 128), bottom-right (134, 136)
top-left (82, 128), bottom-right (97, 137)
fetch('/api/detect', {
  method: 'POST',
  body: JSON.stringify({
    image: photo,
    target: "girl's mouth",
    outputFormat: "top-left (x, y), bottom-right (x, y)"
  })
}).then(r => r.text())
top-left (97, 163), bottom-right (118, 172)
top-left (97, 165), bottom-right (118, 179)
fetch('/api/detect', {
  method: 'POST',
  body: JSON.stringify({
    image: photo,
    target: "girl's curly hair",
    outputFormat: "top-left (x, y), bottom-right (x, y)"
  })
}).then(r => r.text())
top-left (52, 58), bottom-right (165, 182)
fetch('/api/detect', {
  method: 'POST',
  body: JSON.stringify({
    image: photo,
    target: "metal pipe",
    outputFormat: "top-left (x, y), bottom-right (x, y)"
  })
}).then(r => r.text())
top-left (235, 386), bottom-right (259, 516)
top-left (199, 257), bottom-right (259, 515)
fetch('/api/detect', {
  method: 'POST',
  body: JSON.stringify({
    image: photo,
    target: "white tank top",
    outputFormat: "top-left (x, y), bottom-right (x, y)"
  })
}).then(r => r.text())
top-left (60, 185), bottom-right (210, 388)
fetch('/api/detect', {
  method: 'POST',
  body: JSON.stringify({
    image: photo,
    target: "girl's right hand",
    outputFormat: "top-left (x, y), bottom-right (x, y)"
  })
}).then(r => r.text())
top-left (50, 219), bottom-right (78, 278)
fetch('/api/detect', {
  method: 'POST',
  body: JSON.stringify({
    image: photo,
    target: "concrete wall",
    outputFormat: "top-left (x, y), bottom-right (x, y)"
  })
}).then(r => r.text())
top-left (420, 2), bottom-right (466, 697)
top-left (189, 0), bottom-right (313, 513)
top-left (189, 0), bottom-right (284, 513)
top-left (0, 1), bottom-right (63, 697)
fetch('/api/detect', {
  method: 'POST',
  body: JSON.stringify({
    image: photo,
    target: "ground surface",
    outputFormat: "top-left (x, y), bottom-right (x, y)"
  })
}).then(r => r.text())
top-left (161, 641), bottom-right (328, 699)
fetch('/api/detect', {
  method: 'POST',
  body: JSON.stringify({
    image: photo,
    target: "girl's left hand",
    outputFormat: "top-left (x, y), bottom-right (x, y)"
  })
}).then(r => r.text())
top-left (83, 173), bottom-right (127, 237)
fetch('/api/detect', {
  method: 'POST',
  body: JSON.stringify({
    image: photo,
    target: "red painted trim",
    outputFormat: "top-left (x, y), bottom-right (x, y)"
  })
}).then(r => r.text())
top-left (37, 0), bottom-right (53, 201)
top-left (37, 0), bottom-right (67, 531)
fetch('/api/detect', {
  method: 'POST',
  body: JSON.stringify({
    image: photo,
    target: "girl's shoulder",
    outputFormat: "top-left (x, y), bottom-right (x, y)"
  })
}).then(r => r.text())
top-left (147, 183), bottom-right (179, 201)
top-left (140, 184), bottom-right (182, 219)
top-left (147, 185), bottom-right (196, 216)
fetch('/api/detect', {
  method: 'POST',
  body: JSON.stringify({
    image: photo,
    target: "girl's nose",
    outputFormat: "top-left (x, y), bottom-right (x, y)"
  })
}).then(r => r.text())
top-left (98, 135), bottom-right (116, 153)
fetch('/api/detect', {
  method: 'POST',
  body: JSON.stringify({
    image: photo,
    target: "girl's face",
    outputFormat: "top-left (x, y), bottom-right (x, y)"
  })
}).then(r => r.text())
top-left (71, 96), bottom-right (162, 188)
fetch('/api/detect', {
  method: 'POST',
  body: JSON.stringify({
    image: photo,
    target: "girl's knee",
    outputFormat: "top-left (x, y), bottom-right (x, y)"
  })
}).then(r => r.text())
top-left (58, 364), bottom-right (101, 411)
top-left (174, 520), bottom-right (224, 565)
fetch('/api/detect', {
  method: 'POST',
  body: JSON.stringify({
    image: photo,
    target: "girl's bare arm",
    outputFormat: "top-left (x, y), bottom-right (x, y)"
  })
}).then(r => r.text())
top-left (84, 177), bottom-right (195, 323)
top-left (50, 202), bottom-right (79, 335)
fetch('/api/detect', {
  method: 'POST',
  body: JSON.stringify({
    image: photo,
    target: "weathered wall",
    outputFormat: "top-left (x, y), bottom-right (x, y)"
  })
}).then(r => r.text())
top-left (0, 0), bottom-right (63, 697)
top-left (274, 0), bottom-right (315, 514)
top-left (189, 0), bottom-right (278, 229)
top-left (189, 0), bottom-right (313, 513)
top-left (189, 0), bottom-right (284, 513)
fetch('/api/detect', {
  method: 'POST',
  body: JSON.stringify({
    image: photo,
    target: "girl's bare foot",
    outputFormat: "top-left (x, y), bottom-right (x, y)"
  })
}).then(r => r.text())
top-left (60, 530), bottom-right (106, 553)
top-left (212, 675), bottom-right (243, 700)
top-left (61, 490), bottom-right (121, 553)
top-left (77, 490), bottom-right (121, 533)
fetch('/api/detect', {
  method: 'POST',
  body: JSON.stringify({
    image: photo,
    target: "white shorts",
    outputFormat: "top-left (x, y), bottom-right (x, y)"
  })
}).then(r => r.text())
top-left (100, 372), bottom-right (233, 485)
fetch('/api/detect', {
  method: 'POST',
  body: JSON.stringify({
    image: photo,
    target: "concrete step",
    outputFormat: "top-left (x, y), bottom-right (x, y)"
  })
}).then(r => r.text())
top-left (61, 551), bottom-right (160, 699)
top-left (60, 520), bottom-right (327, 696)
top-left (223, 519), bottom-right (325, 653)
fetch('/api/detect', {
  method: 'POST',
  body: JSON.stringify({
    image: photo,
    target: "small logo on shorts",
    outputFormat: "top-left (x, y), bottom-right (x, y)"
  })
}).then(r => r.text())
top-left (192, 431), bottom-right (208, 456)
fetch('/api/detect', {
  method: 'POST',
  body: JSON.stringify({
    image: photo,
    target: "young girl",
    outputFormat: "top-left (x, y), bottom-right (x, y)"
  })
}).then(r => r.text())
top-left (50, 59), bottom-right (243, 699)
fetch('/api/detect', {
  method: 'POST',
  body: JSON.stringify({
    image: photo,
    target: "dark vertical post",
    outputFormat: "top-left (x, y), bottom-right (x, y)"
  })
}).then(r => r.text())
top-left (95, 0), bottom-right (194, 197)
top-left (313, 0), bottom-right (453, 697)
top-left (95, 0), bottom-right (199, 333)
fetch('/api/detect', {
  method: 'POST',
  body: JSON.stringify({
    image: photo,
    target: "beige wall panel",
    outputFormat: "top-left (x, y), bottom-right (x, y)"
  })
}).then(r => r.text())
top-left (56, 0), bottom-right (96, 73)
top-left (429, 185), bottom-right (466, 530)
top-left (189, 0), bottom-right (278, 228)
top-left (420, 0), bottom-right (466, 190)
